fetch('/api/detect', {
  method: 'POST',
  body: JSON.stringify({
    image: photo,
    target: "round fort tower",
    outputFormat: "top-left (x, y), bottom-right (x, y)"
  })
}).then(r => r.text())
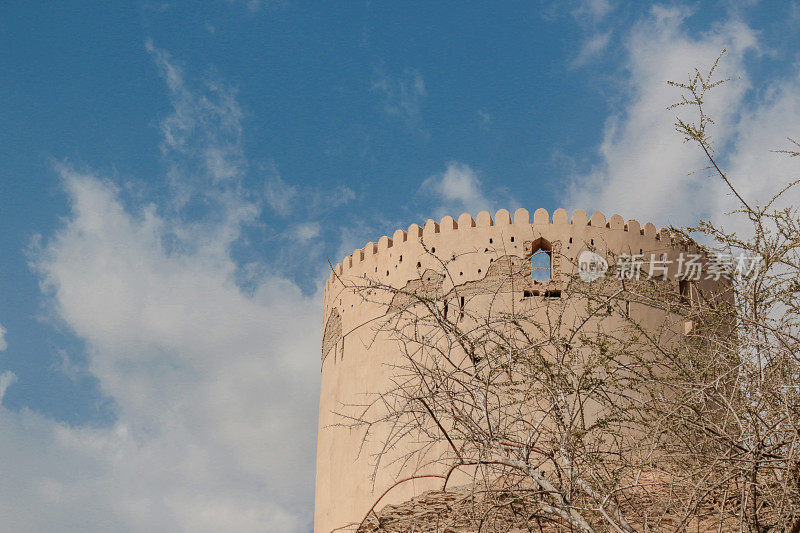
top-left (315, 207), bottom-right (724, 533)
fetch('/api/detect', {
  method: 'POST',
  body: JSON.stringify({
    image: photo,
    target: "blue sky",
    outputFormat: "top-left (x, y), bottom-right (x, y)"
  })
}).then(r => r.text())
top-left (1, 1), bottom-right (800, 531)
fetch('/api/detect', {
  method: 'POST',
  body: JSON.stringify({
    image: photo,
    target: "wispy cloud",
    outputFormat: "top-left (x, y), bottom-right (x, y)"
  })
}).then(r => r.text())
top-left (264, 163), bottom-right (297, 216)
top-left (290, 221), bottom-right (320, 242)
top-left (0, 326), bottom-right (11, 404)
top-left (223, 0), bottom-right (268, 13)
top-left (263, 160), bottom-right (354, 218)
top-left (569, 0), bottom-right (616, 67)
top-left (371, 68), bottom-right (427, 127)
top-left (0, 371), bottom-right (15, 403)
top-left (50, 349), bottom-right (83, 382)
top-left (147, 39), bottom-right (247, 191)
top-left (573, 30), bottom-right (613, 66)
top-left (572, 0), bottom-right (614, 23)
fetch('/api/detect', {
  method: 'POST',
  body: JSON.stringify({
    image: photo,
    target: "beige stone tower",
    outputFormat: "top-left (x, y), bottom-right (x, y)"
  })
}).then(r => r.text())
top-left (315, 207), bottom-right (722, 533)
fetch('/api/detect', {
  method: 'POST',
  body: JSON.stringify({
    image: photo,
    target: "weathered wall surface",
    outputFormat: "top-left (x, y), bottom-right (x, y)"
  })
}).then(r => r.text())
top-left (314, 207), bottom-right (719, 533)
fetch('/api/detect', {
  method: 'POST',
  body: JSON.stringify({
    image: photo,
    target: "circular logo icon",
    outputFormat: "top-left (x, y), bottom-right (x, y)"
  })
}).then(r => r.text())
top-left (578, 250), bottom-right (608, 282)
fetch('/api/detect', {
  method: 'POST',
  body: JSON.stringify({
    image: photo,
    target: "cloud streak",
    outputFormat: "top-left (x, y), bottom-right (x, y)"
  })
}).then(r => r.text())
top-left (0, 323), bottom-right (6, 352)
top-left (372, 68), bottom-right (427, 127)
top-left (573, 30), bottom-right (612, 66)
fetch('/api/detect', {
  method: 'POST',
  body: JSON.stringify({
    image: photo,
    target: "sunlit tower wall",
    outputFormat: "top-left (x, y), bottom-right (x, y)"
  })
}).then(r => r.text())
top-left (315, 207), bottom-right (723, 533)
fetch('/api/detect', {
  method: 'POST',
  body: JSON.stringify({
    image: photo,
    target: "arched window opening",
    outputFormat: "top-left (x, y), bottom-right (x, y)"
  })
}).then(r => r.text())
top-left (531, 249), bottom-right (551, 282)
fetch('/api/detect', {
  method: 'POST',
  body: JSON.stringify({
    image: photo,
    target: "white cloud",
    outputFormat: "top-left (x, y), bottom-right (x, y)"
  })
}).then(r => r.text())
top-left (0, 44), bottom-right (321, 531)
top-left (421, 161), bottom-right (502, 218)
top-left (569, 0), bottom-right (615, 68)
top-left (567, 6), bottom-right (761, 227)
top-left (0, 299), bottom-right (13, 407)
top-left (573, 30), bottom-right (612, 66)
top-left (572, 0), bottom-right (614, 23)
top-left (264, 164), bottom-right (297, 216)
top-left (371, 68), bottom-right (427, 125)
top-left (22, 170), bottom-right (320, 531)
top-left (327, 185), bottom-right (356, 208)
top-left (0, 371), bottom-right (15, 403)
top-left (235, 0), bottom-right (265, 11)
top-left (290, 221), bottom-right (320, 242)
top-left (51, 349), bottom-right (82, 382)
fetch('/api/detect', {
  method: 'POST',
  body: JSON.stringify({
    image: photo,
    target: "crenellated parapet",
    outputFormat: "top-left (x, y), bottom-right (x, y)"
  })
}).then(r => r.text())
top-left (326, 209), bottom-right (674, 284)
top-left (321, 207), bottom-right (697, 368)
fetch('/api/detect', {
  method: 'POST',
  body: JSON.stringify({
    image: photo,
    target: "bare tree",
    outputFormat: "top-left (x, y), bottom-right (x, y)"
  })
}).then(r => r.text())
top-left (665, 50), bottom-right (800, 531)
top-left (331, 51), bottom-right (800, 532)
